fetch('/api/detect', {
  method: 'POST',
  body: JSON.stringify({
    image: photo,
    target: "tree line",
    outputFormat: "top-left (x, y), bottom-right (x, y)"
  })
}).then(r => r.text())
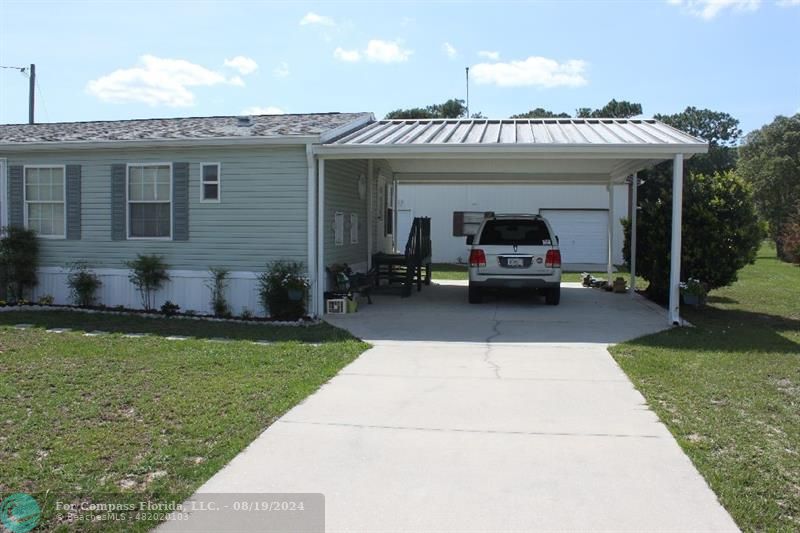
top-left (385, 98), bottom-right (800, 298)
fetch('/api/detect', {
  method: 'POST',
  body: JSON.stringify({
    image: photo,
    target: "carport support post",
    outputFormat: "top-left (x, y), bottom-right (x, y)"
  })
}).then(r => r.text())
top-left (367, 160), bottom-right (374, 269)
top-left (629, 173), bottom-right (638, 296)
top-left (668, 154), bottom-right (684, 325)
top-left (607, 179), bottom-right (614, 281)
top-left (316, 159), bottom-right (326, 317)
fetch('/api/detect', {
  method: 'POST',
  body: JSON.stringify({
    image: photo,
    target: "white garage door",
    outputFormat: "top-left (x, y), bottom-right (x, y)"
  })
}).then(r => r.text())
top-left (539, 209), bottom-right (608, 264)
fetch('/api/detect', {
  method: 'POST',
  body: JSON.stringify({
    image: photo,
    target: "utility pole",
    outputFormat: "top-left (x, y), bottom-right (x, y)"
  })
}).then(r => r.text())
top-left (28, 63), bottom-right (35, 124)
top-left (465, 67), bottom-right (470, 118)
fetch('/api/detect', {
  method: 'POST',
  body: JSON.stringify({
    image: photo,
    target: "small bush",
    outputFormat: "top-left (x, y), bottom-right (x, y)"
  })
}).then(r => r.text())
top-left (37, 294), bottom-right (54, 305)
top-left (778, 203), bottom-right (800, 264)
top-left (160, 300), bottom-right (180, 317)
top-left (125, 254), bottom-right (170, 311)
top-left (206, 267), bottom-right (231, 317)
top-left (258, 261), bottom-right (309, 321)
top-left (240, 307), bottom-right (254, 320)
top-left (66, 262), bottom-right (102, 307)
top-left (0, 226), bottom-right (39, 301)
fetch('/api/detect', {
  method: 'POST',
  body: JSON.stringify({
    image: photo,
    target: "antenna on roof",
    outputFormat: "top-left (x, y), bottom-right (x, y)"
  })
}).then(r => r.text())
top-left (465, 67), bottom-right (470, 118)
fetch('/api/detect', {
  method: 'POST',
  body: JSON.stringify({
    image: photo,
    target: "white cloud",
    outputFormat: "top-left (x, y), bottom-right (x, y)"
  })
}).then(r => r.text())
top-left (478, 50), bottom-right (500, 60)
top-left (471, 56), bottom-right (588, 88)
top-left (241, 106), bottom-right (284, 115)
top-left (442, 42), bottom-right (457, 59)
top-left (224, 56), bottom-right (258, 75)
top-left (334, 47), bottom-right (362, 62)
top-left (667, 0), bottom-right (761, 19)
top-left (273, 61), bottom-right (290, 78)
top-left (86, 55), bottom-right (243, 107)
top-left (300, 11), bottom-right (335, 26)
top-left (364, 40), bottom-right (412, 63)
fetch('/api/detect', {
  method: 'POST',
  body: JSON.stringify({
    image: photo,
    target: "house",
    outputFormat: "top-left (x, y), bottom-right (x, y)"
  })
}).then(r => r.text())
top-left (0, 114), bottom-right (707, 323)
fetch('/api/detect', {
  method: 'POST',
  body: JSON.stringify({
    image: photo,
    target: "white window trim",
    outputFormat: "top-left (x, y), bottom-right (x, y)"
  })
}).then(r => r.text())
top-left (23, 164), bottom-right (66, 239)
top-left (334, 211), bottom-right (344, 246)
top-left (126, 162), bottom-right (173, 241)
top-left (200, 162), bottom-right (221, 203)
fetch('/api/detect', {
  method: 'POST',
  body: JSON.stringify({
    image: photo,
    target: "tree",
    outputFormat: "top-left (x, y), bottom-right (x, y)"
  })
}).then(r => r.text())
top-left (511, 108), bottom-right (570, 119)
top-left (623, 171), bottom-right (762, 302)
top-left (385, 99), bottom-right (467, 119)
top-left (655, 107), bottom-right (741, 176)
top-left (577, 99), bottom-right (643, 118)
top-left (737, 114), bottom-right (800, 259)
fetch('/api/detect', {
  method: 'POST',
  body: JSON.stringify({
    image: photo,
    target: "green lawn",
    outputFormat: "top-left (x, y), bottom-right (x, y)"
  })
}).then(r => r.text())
top-left (610, 243), bottom-right (799, 531)
top-left (0, 312), bottom-right (366, 531)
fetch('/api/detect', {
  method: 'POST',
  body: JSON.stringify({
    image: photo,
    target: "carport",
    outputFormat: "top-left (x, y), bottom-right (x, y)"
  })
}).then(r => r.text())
top-left (311, 118), bottom-right (707, 325)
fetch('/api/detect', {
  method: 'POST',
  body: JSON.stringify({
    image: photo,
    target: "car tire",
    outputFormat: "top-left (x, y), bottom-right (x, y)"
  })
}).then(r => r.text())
top-left (468, 284), bottom-right (483, 304)
top-left (545, 287), bottom-right (561, 306)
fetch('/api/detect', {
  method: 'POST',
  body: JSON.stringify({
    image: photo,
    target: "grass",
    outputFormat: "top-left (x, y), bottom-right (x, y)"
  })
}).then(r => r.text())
top-left (610, 242), bottom-right (800, 531)
top-left (0, 312), bottom-right (367, 531)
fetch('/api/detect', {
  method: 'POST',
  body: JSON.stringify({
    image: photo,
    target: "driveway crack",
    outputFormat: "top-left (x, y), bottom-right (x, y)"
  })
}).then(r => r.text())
top-left (484, 306), bottom-right (502, 378)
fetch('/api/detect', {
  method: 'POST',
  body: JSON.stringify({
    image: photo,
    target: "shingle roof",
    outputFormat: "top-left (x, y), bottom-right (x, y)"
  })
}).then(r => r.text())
top-left (328, 118), bottom-right (706, 148)
top-left (0, 112), bottom-right (372, 145)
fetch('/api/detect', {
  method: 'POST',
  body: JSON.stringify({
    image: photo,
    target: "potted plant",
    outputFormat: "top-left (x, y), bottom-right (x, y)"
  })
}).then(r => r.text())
top-left (680, 278), bottom-right (707, 306)
top-left (258, 261), bottom-right (310, 320)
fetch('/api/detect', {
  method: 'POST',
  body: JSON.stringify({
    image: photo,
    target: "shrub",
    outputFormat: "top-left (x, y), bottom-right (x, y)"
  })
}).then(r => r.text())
top-left (37, 294), bottom-right (54, 305)
top-left (779, 202), bottom-right (800, 264)
top-left (125, 254), bottom-right (170, 311)
top-left (0, 226), bottom-right (39, 301)
top-left (206, 267), bottom-right (231, 318)
top-left (257, 260), bottom-right (309, 321)
top-left (160, 300), bottom-right (180, 317)
top-left (623, 170), bottom-right (762, 302)
top-left (66, 262), bottom-right (102, 307)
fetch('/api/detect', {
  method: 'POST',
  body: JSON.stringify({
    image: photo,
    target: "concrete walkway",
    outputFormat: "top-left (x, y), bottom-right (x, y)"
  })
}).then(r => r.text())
top-left (167, 282), bottom-right (738, 532)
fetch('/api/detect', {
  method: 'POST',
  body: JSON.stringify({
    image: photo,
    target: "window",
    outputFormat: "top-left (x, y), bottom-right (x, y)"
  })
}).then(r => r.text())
top-left (334, 212), bottom-right (344, 246)
top-left (350, 213), bottom-right (359, 244)
top-left (127, 164), bottom-right (171, 239)
top-left (24, 166), bottom-right (65, 238)
top-left (200, 163), bottom-right (220, 202)
top-left (478, 219), bottom-right (552, 246)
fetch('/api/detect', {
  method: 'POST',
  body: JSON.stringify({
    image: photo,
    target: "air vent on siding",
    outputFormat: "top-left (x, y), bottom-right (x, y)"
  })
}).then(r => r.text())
top-left (236, 116), bottom-right (252, 127)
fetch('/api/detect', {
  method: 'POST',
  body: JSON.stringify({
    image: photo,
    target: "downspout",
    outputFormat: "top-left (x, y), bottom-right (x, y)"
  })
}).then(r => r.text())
top-left (306, 144), bottom-right (318, 316)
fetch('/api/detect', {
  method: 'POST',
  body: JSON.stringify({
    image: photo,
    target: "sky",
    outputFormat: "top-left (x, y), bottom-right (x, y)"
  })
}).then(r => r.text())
top-left (1, 0), bottom-right (798, 135)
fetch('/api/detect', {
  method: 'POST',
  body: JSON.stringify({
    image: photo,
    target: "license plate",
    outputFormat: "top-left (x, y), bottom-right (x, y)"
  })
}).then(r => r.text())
top-left (506, 257), bottom-right (524, 267)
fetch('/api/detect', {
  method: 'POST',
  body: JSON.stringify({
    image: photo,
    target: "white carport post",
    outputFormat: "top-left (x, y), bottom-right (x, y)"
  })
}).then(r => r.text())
top-left (629, 172), bottom-right (638, 296)
top-left (316, 159), bottom-right (326, 317)
top-left (306, 145), bottom-right (318, 316)
top-left (607, 178), bottom-right (614, 281)
top-left (668, 154), bottom-right (684, 325)
top-left (366, 160), bottom-right (374, 269)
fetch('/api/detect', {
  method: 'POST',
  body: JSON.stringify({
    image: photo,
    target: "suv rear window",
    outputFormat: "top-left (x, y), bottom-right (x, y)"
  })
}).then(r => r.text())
top-left (479, 219), bottom-right (552, 246)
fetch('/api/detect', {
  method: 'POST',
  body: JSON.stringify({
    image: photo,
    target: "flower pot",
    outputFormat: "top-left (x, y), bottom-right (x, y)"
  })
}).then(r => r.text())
top-left (287, 288), bottom-right (304, 302)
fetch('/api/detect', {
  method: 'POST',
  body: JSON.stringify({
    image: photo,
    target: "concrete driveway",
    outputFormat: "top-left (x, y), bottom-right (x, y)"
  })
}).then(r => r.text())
top-left (167, 282), bottom-right (738, 532)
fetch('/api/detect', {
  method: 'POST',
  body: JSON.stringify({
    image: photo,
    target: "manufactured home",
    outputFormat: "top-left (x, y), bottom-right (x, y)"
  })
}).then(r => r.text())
top-left (0, 113), bottom-right (707, 323)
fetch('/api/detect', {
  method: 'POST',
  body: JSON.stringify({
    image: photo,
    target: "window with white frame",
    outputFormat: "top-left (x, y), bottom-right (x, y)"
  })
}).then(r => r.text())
top-left (128, 164), bottom-right (171, 238)
top-left (25, 166), bottom-right (65, 238)
top-left (201, 163), bottom-right (220, 202)
top-left (350, 213), bottom-right (359, 244)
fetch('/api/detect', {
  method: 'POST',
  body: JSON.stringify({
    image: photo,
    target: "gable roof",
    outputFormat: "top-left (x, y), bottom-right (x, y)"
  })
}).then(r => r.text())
top-left (0, 112), bottom-right (373, 148)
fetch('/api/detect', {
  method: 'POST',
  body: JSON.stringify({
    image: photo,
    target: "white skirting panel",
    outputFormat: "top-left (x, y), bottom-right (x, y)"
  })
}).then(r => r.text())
top-left (31, 268), bottom-right (267, 316)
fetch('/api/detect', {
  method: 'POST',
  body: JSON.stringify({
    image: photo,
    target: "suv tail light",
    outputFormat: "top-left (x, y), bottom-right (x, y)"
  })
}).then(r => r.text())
top-left (545, 249), bottom-right (561, 268)
top-left (469, 249), bottom-right (487, 267)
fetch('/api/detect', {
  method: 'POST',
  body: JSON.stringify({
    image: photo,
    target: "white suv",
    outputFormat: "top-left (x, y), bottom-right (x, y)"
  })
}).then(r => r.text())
top-left (467, 214), bottom-right (562, 305)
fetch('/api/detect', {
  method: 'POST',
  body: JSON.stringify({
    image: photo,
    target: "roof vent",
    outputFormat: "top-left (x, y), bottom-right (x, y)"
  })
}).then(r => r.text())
top-left (236, 116), bottom-right (252, 127)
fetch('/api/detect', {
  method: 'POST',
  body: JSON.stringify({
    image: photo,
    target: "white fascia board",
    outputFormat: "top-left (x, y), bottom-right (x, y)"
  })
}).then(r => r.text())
top-left (314, 143), bottom-right (709, 159)
top-left (0, 135), bottom-right (320, 152)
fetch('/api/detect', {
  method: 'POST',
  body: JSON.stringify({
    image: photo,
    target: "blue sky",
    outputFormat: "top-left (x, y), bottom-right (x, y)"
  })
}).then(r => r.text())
top-left (1, 0), bottom-right (798, 135)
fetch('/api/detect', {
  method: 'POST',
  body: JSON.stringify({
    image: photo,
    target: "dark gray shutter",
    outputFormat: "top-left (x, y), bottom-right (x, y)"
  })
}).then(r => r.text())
top-left (66, 165), bottom-right (81, 240)
top-left (111, 164), bottom-right (126, 240)
top-left (172, 162), bottom-right (189, 241)
top-left (8, 165), bottom-right (24, 228)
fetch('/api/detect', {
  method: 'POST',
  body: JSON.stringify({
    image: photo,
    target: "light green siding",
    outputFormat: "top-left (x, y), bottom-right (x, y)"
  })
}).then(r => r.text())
top-left (324, 159), bottom-right (368, 268)
top-left (3, 145), bottom-right (309, 271)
